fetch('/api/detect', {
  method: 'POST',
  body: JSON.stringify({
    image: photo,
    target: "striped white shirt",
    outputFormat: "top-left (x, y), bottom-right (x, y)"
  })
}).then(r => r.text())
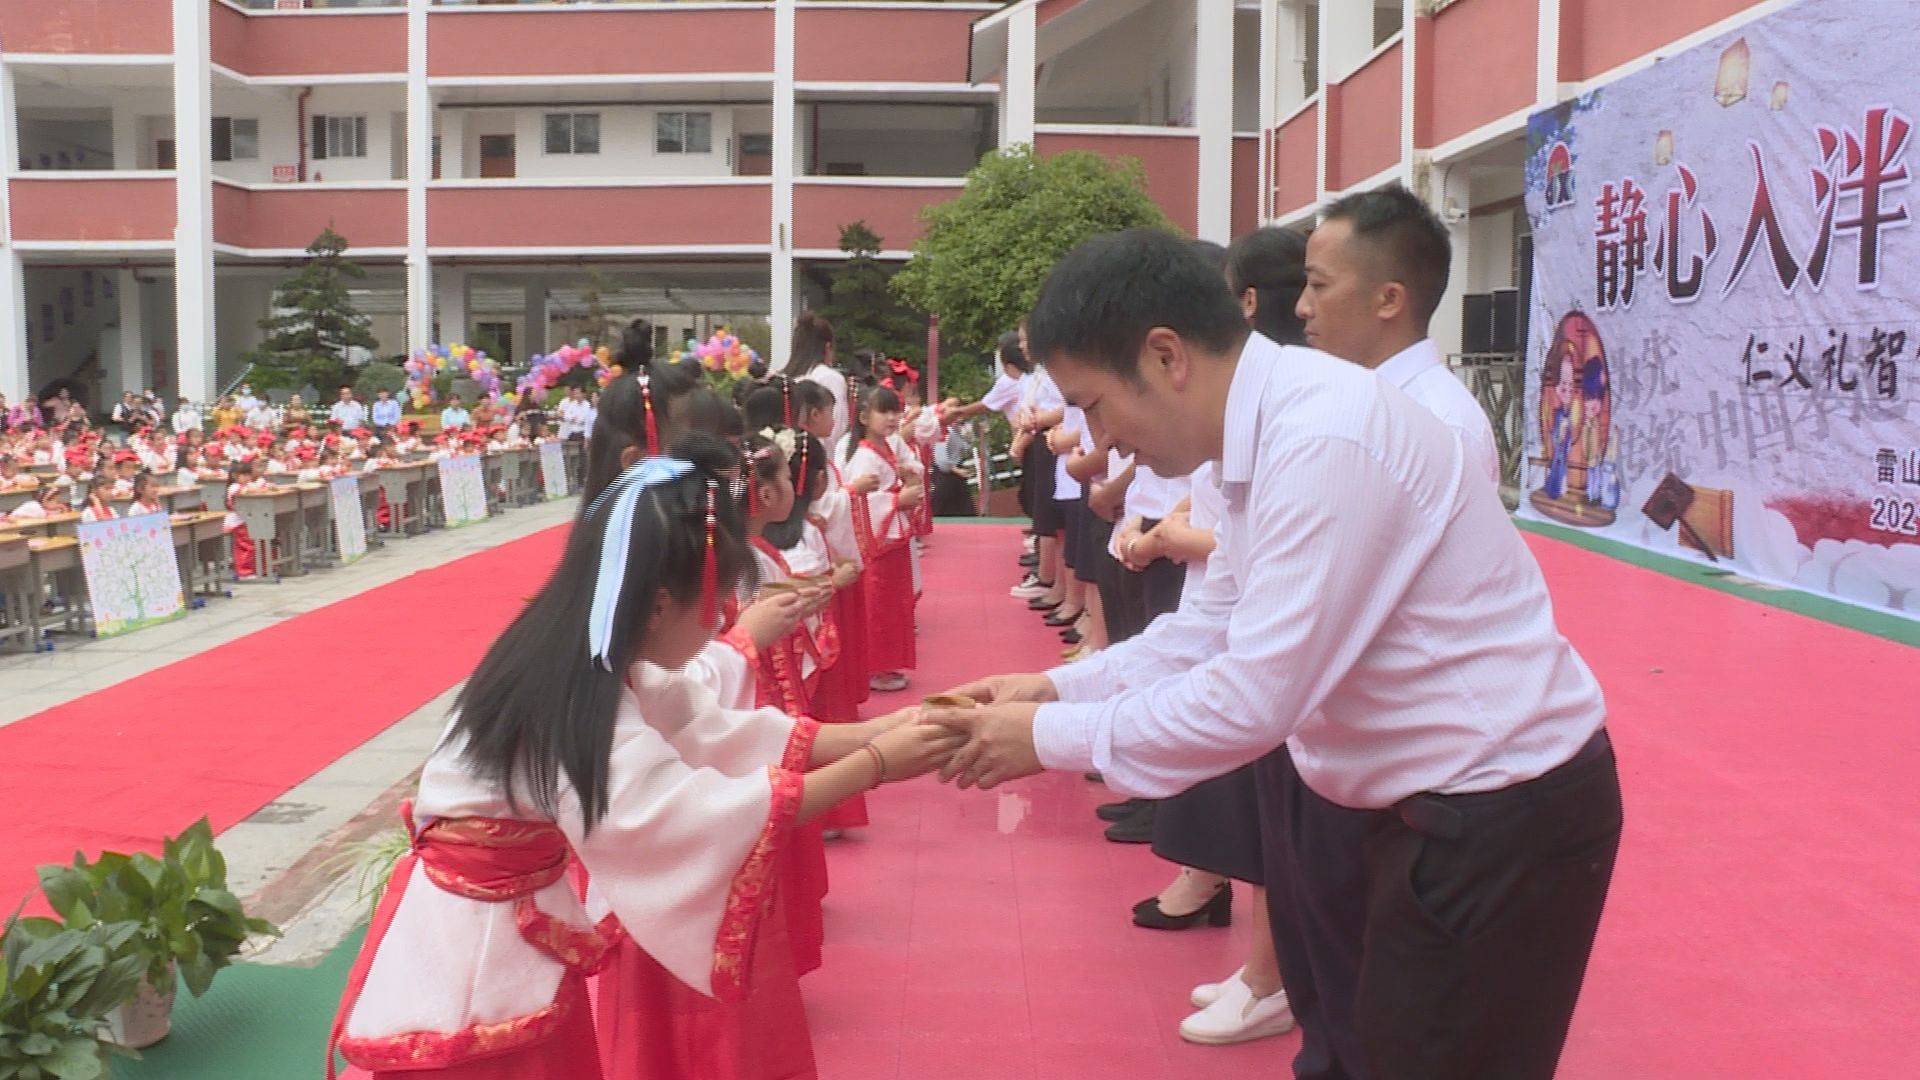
top-left (1035, 333), bottom-right (1604, 809)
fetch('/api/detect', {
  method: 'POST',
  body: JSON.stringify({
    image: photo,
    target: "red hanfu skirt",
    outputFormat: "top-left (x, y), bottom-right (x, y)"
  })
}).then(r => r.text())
top-left (371, 975), bottom-right (604, 1080)
top-left (807, 587), bottom-right (872, 830)
top-left (862, 545), bottom-right (916, 674)
top-left (592, 896), bottom-right (816, 1080)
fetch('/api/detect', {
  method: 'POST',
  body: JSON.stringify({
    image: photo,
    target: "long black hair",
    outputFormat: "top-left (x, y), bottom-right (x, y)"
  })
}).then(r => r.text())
top-left (1226, 227), bottom-right (1310, 346)
top-left (452, 433), bottom-right (752, 830)
top-left (790, 311), bottom-right (834, 375)
top-left (582, 361), bottom-right (701, 504)
top-left (761, 431), bottom-right (827, 550)
top-left (742, 376), bottom-right (797, 432)
top-left (849, 384), bottom-right (903, 451)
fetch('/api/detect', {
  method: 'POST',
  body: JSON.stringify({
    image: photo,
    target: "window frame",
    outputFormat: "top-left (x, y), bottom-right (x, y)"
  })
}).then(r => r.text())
top-left (211, 116), bottom-right (259, 163)
top-left (543, 112), bottom-right (601, 156)
top-left (655, 110), bottom-right (713, 155)
top-left (312, 114), bottom-right (368, 161)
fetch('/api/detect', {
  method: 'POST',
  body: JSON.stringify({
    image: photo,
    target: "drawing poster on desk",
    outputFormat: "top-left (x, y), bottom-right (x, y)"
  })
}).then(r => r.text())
top-left (330, 476), bottom-right (367, 562)
top-left (439, 454), bottom-right (490, 527)
top-left (539, 441), bottom-right (569, 500)
top-left (78, 511), bottom-right (185, 637)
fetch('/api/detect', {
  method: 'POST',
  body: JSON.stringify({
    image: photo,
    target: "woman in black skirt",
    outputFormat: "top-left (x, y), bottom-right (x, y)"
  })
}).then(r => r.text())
top-left (1129, 227), bottom-right (1310, 1047)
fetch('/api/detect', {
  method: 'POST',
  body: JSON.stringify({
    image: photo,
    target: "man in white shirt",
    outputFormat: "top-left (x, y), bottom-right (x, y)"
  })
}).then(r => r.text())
top-left (245, 396), bottom-right (280, 431)
top-left (439, 394), bottom-right (472, 432)
top-left (234, 384), bottom-right (261, 417)
top-left (370, 389), bottom-right (403, 433)
top-left (1300, 185), bottom-right (1499, 485)
top-left (556, 386), bottom-right (593, 440)
top-left (329, 386), bottom-right (369, 432)
top-left (171, 399), bottom-right (202, 436)
top-left (929, 230), bottom-right (1619, 1080)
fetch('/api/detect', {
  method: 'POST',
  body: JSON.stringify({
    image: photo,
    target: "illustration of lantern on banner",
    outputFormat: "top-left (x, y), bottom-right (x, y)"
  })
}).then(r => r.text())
top-left (1714, 37), bottom-right (1750, 107)
top-left (1770, 81), bottom-right (1789, 111)
top-left (1653, 130), bottom-right (1674, 166)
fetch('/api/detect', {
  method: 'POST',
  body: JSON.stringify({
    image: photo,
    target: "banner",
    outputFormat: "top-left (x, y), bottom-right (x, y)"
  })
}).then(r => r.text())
top-left (78, 512), bottom-right (185, 637)
top-left (1522, 0), bottom-right (1920, 616)
top-left (330, 475), bottom-right (367, 563)
top-left (539, 441), bottom-right (569, 500)
top-left (438, 453), bottom-right (490, 527)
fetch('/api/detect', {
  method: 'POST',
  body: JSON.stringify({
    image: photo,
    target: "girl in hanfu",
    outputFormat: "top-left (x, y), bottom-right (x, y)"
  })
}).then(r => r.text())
top-left (842, 386), bottom-right (922, 693)
top-left (1542, 347), bottom-right (1577, 500)
top-left (328, 436), bottom-right (961, 1080)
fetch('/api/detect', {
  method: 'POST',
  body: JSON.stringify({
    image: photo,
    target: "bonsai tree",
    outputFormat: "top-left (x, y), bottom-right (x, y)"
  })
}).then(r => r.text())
top-left (0, 912), bottom-right (145, 1079)
top-left (244, 226), bottom-right (379, 396)
top-left (35, 818), bottom-right (274, 1000)
top-left (819, 221), bottom-right (926, 367)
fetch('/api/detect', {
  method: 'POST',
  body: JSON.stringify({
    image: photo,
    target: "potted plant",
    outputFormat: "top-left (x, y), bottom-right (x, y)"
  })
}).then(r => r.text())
top-left (0, 909), bottom-right (146, 1079)
top-left (35, 818), bottom-right (274, 1049)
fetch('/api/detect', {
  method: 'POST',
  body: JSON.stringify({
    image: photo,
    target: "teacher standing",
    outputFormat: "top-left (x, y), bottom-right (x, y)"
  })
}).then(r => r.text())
top-left (931, 228), bottom-right (1621, 1080)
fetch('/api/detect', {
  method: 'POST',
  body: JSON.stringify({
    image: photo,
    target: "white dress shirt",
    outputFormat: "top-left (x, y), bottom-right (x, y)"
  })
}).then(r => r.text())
top-left (1035, 333), bottom-right (1604, 809)
top-left (330, 399), bottom-right (369, 430)
top-left (1376, 338), bottom-right (1499, 484)
top-left (1125, 465), bottom-right (1189, 523)
top-left (171, 406), bottom-right (202, 435)
top-left (981, 372), bottom-right (1023, 417)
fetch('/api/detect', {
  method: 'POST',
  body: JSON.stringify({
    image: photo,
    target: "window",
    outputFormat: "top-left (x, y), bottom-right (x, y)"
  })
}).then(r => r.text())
top-left (655, 111), bottom-right (712, 155)
top-left (543, 113), bottom-right (600, 156)
top-left (211, 117), bottom-right (259, 162)
top-left (312, 115), bottom-right (367, 160)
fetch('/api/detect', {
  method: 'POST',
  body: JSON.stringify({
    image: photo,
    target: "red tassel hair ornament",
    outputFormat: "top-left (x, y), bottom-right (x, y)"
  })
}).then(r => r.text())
top-left (701, 479), bottom-right (719, 627)
top-left (640, 373), bottom-right (660, 456)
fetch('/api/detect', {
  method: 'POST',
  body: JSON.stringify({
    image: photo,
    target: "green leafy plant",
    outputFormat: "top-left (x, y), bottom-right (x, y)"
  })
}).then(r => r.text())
top-left (892, 143), bottom-right (1175, 365)
top-left (352, 360), bottom-right (407, 403)
top-left (318, 827), bottom-right (412, 925)
top-left (36, 819), bottom-right (275, 999)
top-left (0, 908), bottom-right (145, 1080)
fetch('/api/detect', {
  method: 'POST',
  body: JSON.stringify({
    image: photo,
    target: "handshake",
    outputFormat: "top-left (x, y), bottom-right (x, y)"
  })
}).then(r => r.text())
top-left (861, 673), bottom-right (1060, 790)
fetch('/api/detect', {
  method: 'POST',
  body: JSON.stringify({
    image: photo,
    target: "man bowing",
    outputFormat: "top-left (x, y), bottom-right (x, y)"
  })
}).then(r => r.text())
top-left (927, 229), bottom-right (1620, 1080)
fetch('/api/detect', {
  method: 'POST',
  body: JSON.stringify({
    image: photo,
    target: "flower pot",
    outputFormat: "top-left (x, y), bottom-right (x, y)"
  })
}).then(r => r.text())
top-left (105, 968), bottom-right (176, 1049)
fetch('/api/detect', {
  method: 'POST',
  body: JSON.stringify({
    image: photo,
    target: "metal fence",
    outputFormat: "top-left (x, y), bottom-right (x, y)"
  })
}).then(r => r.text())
top-left (1449, 351), bottom-right (1527, 502)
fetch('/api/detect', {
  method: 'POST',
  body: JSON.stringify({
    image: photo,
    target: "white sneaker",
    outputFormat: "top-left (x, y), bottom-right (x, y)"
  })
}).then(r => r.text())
top-left (1189, 965), bottom-right (1245, 1009)
top-left (1178, 975), bottom-right (1295, 1046)
top-left (1009, 576), bottom-right (1047, 599)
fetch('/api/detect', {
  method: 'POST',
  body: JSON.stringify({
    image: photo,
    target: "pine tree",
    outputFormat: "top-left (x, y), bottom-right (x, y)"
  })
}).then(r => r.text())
top-left (244, 226), bottom-right (379, 396)
top-left (820, 221), bottom-right (926, 370)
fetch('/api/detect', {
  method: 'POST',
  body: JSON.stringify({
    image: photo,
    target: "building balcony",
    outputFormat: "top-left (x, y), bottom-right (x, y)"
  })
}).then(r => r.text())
top-left (1415, 0), bottom-right (1536, 151)
top-left (1325, 38), bottom-right (1402, 192)
top-left (1034, 125), bottom-right (1199, 235)
top-left (1558, 0), bottom-right (1754, 83)
top-left (7, 174), bottom-right (176, 246)
top-left (792, 177), bottom-right (963, 255)
top-left (426, 5), bottom-right (776, 81)
top-left (0, 0), bottom-right (172, 55)
top-left (1266, 99), bottom-right (1319, 221)
top-left (211, 1), bottom-right (407, 79)
top-left (795, 3), bottom-right (988, 85)
top-left (426, 179), bottom-right (771, 253)
top-left (212, 179), bottom-right (406, 253)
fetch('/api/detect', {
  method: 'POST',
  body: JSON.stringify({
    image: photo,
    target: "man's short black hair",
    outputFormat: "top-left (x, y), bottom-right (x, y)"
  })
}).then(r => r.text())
top-left (1321, 184), bottom-right (1451, 326)
top-left (1026, 228), bottom-right (1246, 379)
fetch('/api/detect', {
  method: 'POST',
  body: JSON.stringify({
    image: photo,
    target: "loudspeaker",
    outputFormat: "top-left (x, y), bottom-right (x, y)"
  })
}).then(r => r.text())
top-left (1462, 293), bottom-right (1494, 354)
top-left (1490, 289), bottom-right (1519, 353)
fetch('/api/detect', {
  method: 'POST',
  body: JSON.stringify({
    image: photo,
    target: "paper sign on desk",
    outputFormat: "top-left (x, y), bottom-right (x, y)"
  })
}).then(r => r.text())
top-left (330, 476), bottom-right (367, 563)
top-left (539, 442), bottom-right (569, 501)
top-left (439, 454), bottom-right (490, 527)
top-left (78, 511), bottom-right (185, 637)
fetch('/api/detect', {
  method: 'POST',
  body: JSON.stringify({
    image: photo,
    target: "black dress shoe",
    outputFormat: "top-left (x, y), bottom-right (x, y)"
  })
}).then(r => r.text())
top-left (1132, 884), bottom-right (1232, 930)
top-left (1083, 771), bottom-right (1104, 783)
top-left (1027, 595), bottom-right (1061, 611)
top-left (1096, 797), bottom-right (1146, 822)
top-left (1059, 629), bottom-right (1083, 645)
top-left (1019, 553), bottom-right (1039, 567)
top-left (1043, 610), bottom-right (1079, 627)
top-left (1104, 800), bottom-right (1155, 843)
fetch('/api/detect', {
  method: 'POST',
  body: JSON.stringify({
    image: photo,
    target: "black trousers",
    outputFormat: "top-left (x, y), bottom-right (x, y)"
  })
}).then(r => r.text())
top-left (1259, 732), bottom-right (1623, 1080)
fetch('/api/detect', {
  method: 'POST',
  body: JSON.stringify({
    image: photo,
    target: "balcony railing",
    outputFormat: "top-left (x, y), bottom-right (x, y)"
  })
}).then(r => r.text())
top-left (7, 174), bottom-right (177, 245)
top-left (426, 179), bottom-right (771, 251)
top-left (1451, 351), bottom-right (1526, 499)
top-left (791, 177), bottom-right (963, 253)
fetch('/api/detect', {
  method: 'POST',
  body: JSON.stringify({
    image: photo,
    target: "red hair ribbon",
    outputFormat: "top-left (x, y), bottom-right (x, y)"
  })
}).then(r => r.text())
top-left (701, 479), bottom-right (719, 628)
top-left (640, 374), bottom-right (659, 456)
top-left (781, 377), bottom-right (793, 427)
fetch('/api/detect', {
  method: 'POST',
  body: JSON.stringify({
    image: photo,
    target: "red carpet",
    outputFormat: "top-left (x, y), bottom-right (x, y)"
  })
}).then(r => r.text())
top-left (807, 524), bottom-right (1920, 1078)
top-left (0, 525), bottom-right (568, 910)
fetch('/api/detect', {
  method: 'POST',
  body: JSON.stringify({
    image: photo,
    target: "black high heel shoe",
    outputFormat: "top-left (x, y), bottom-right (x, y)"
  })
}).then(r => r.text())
top-left (1044, 610), bottom-right (1080, 627)
top-left (1132, 884), bottom-right (1232, 930)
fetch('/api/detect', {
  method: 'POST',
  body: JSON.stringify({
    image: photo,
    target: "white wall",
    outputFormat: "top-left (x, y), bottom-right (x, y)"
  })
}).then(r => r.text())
top-left (209, 83), bottom-right (300, 184)
top-left (1037, 1), bottom-right (1197, 126)
top-left (440, 105), bottom-right (746, 180)
top-left (1467, 209), bottom-right (1520, 293)
top-left (23, 268), bottom-right (121, 404)
top-left (307, 85), bottom-right (406, 183)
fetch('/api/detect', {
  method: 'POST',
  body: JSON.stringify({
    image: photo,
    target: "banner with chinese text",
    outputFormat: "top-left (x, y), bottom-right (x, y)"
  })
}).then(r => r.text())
top-left (78, 512), bottom-right (185, 637)
top-left (330, 476), bottom-right (367, 563)
top-left (1522, 0), bottom-right (1920, 616)
top-left (437, 454), bottom-right (489, 527)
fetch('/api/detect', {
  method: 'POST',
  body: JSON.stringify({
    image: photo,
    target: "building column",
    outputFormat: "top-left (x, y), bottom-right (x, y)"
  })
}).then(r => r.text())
top-left (173, 0), bottom-right (216, 404)
top-left (405, 0), bottom-right (432, 353)
top-left (0, 59), bottom-right (27, 403)
top-left (111, 97), bottom-right (141, 171)
top-left (114, 270), bottom-right (145, 402)
top-left (440, 108), bottom-right (466, 180)
top-left (1194, 0), bottom-right (1233, 241)
top-left (770, 0), bottom-right (796, 371)
top-left (523, 282), bottom-right (547, 358)
top-left (1427, 165), bottom-right (1471, 360)
top-left (1536, 0), bottom-right (1563, 108)
top-left (435, 265), bottom-right (468, 346)
top-left (1001, 3), bottom-right (1037, 150)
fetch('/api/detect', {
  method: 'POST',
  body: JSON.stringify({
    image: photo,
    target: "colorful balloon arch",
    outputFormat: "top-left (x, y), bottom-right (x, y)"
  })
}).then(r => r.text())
top-left (404, 344), bottom-right (503, 410)
top-left (516, 341), bottom-right (622, 403)
top-left (670, 328), bottom-right (759, 378)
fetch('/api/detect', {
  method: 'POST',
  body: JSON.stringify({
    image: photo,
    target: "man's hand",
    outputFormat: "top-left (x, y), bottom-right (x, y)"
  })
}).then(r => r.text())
top-left (923, 703), bottom-right (1044, 790)
top-left (1046, 426), bottom-right (1080, 454)
top-left (940, 672), bottom-right (1059, 706)
top-left (736, 591), bottom-right (807, 651)
top-left (1089, 477), bottom-right (1126, 523)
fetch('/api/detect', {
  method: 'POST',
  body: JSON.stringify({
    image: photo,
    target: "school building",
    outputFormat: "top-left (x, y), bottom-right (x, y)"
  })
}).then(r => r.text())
top-left (0, 0), bottom-right (1781, 414)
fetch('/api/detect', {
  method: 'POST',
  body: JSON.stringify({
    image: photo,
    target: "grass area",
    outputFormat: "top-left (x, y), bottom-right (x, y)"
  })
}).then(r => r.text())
top-left (113, 926), bottom-right (362, 1080)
